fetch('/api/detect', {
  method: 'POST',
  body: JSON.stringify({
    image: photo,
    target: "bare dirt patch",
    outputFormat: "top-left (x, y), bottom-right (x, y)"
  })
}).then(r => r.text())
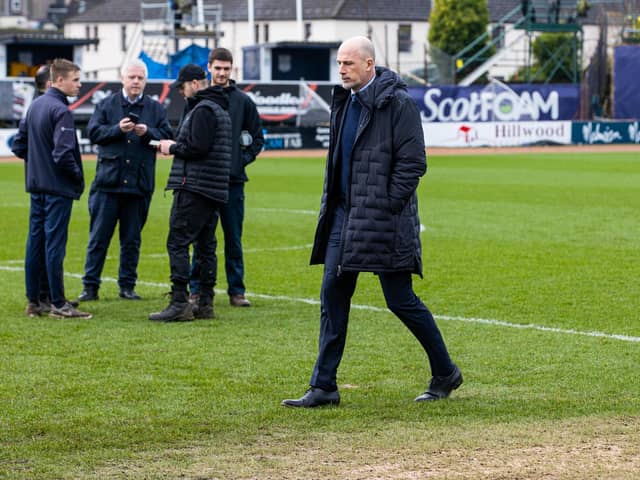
top-left (91, 417), bottom-right (640, 479)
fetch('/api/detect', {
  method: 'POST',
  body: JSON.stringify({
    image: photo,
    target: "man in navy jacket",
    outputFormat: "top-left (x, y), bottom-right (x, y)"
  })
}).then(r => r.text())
top-left (12, 58), bottom-right (91, 319)
top-left (77, 59), bottom-right (173, 302)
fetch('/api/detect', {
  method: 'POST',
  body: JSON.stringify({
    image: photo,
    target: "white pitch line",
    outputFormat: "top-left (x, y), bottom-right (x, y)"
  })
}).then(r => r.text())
top-left (88, 244), bottom-right (313, 261)
top-left (253, 207), bottom-right (317, 215)
top-left (244, 244), bottom-right (313, 253)
top-left (1, 264), bottom-right (639, 344)
top-left (252, 207), bottom-right (426, 232)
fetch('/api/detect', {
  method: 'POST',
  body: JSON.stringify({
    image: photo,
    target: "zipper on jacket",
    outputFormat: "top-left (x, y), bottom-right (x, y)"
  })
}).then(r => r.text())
top-left (336, 199), bottom-right (350, 278)
top-left (336, 98), bottom-right (367, 278)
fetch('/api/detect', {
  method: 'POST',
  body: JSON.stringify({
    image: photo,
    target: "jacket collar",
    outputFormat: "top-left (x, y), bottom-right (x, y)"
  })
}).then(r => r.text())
top-left (47, 87), bottom-right (70, 105)
top-left (333, 66), bottom-right (405, 110)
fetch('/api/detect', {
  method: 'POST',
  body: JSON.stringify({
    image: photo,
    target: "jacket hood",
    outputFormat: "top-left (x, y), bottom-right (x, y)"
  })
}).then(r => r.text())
top-left (362, 67), bottom-right (407, 109)
top-left (189, 86), bottom-right (229, 110)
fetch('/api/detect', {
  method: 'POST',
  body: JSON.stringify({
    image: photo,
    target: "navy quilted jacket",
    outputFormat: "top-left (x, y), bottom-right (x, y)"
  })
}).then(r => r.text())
top-left (310, 67), bottom-right (426, 275)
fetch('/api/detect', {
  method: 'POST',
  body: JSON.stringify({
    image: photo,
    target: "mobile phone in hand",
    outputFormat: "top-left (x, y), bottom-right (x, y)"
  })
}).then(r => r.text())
top-left (128, 112), bottom-right (140, 124)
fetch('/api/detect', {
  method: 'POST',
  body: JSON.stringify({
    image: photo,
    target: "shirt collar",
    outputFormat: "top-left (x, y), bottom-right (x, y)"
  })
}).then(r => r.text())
top-left (122, 89), bottom-right (143, 104)
top-left (351, 73), bottom-right (376, 97)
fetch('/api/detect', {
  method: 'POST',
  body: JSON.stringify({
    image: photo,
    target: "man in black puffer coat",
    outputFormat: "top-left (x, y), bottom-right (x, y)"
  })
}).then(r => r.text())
top-left (149, 64), bottom-right (232, 322)
top-left (282, 37), bottom-right (462, 408)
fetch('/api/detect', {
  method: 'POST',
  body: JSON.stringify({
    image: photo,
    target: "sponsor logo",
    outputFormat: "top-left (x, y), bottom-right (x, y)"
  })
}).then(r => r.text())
top-left (314, 126), bottom-right (330, 148)
top-left (628, 122), bottom-right (640, 144)
top-left (422, 88), bottom-right (559, 122)
top-left (581, 123), bottom-right (623, 144)
top-left (496, 123), bottom-right (566, 139)
top-left (246, 91), bottom-right (302, 114)
top-left (424, 121), bottom-right (571, 147)
top-left (263, 131), bottom-right (303, 150)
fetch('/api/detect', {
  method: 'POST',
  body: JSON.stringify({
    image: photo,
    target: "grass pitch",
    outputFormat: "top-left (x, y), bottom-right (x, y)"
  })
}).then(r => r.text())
top-left (0, 150), bottom-right (639, 479)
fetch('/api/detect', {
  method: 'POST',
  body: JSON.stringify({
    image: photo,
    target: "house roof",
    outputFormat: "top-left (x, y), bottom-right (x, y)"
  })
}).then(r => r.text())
top-left (66, 0), bottom-right (142, 23)
top-left (66, 0), bottom-right (631, 25)
top-left (66, 0), bottom-right (431, 23)
top-left (0, 30), bottom-right (98, 46)
top-left (252, 0), bottom-right (431, 21)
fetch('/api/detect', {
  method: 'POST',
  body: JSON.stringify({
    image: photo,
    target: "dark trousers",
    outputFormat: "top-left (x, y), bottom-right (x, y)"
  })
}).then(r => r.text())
top-left (82, 190), bottom-right (151, 290)
top-left (25, 193), bottom-right (73, 307)
top-left (310, 203), bottom-right (455, 391)
top-left (189, 182), bottom-right (246, 296)
top-left (167, 190), bottom-right (220, 297)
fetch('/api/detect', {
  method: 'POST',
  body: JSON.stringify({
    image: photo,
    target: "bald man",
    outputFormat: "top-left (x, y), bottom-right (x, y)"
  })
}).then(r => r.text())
top-left (282, 36), bottom-right (462, 408)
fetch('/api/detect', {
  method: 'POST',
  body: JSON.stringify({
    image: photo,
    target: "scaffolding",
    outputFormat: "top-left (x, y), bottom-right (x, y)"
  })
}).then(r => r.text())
top-left (139, 1), bottom-right (222, 65)
top-left (450, 0), bottom-right (586, 85)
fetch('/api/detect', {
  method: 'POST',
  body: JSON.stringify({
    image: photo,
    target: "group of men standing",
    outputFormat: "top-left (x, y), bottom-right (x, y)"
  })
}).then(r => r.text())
top-left (13, 48), bottom-right (264, 322)
top-left (14, 37), bottom-right (462, 407)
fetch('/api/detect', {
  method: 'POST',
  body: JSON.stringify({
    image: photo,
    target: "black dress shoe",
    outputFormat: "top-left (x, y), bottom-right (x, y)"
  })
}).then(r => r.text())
top-left (281, 387), bottom-right (340, 408)
top-left (77, 288), bottom-right (99, 302)
top-left (415, 364), bottom-right (463, 402)
top-left (119, 289), bottom-right (141, 300)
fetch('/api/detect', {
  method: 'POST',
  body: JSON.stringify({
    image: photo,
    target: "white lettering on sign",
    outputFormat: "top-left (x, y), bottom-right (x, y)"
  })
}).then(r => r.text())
top-left (423, 88), bottom-right (559, 122)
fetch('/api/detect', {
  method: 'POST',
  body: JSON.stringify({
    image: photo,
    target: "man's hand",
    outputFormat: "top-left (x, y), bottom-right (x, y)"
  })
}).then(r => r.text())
top-left (159, 139), bottom-right (176, 155)
top-left (133, 124), bottom-right (148, 136)
top-left (119, 117), bottom-right (135, 133)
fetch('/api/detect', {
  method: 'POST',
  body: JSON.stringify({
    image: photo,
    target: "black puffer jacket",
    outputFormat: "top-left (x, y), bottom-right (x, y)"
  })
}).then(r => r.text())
top-left (310, 67), bottom-right (426, 275)
top-left (223, 80), bottom-right (264, 183)
top-left (166, 87), bottom-right (232, 204)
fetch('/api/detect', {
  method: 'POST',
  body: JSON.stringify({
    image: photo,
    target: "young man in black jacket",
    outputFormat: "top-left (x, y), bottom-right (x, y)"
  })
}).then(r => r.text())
top-left (149, 64), bottom-right (232, 322)
top-left (12, 58), bottom-right (91, 319)
top-left (77, 59), bottom-right (173, 302)
top-left (189, 48), bottom-right (264, 308)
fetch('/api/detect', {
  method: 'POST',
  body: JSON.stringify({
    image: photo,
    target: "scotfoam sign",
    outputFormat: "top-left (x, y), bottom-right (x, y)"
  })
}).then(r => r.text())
top-left (411, 84), bottom-right (579, 123)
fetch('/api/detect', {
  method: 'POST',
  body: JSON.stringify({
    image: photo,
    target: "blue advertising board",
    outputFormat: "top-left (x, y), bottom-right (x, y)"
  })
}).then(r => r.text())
top-left (572, 121), bottom-right (640, 144)
top-left (613, 46), bottom-right (640, 120)
top-left (409, 82), bottom-right (580, 123)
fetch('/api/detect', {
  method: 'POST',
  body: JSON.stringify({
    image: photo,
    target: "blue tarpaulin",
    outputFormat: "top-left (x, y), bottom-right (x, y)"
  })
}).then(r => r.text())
top-left (169, 44), bottom-right (210, 78)
top-left (139, 51), bottom-right (169, 79)
top-left (140, 44), bottom-right (210, 80)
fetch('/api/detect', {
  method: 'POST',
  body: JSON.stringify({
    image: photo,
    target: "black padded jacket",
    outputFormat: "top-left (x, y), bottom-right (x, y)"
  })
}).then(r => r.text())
top-left (310, 67), bottom-right (426, 275)
top-left (166, 86), bottom-right (232, 204)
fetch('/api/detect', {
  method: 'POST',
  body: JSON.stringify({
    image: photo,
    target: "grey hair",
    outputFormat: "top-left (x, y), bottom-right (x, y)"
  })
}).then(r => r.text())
top-left (121, 58), bottom-right (148, 78)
